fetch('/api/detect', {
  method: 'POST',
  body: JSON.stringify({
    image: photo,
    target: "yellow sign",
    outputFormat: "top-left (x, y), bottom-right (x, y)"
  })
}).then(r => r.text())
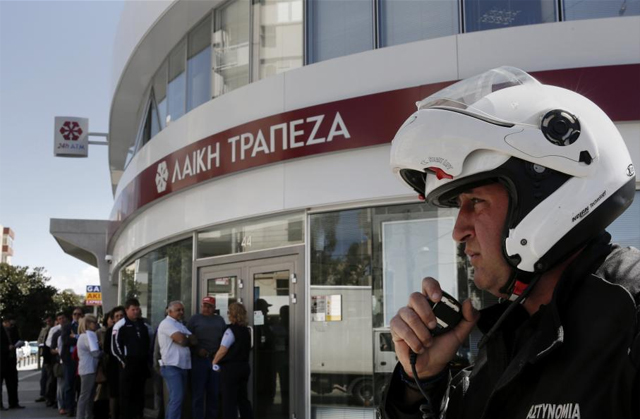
top-left (85, 292), bottom-right (102, 306)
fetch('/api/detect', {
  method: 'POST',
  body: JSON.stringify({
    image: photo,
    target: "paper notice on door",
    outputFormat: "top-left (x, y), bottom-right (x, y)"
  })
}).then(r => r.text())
top-left (254, 310), bottom-right (265, 326)
top-left (326, 295), bottom-right (342, 321)
top-left (311, 295), bottom-right (326, 322)
top-left (217, 293), bottom-right (229, 322)
top-left (311, 295), bottom-right (341, 322)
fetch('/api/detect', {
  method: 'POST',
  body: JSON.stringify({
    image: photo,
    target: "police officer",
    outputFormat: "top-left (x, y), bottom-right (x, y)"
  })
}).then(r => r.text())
top-left (382, 67), bottom-right (639, 419)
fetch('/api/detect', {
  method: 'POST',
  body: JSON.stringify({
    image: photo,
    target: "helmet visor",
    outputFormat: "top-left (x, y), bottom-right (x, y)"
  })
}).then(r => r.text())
top-left (417, 66), bottom-right (541, 126)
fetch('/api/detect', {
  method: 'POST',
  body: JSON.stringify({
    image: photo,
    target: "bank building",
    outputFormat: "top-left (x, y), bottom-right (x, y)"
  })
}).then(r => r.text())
top-left (50, 1), bottom-right (640, 417)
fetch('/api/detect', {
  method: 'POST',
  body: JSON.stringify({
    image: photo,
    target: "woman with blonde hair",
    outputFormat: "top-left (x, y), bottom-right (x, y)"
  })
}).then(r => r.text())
top-left (75, 314), bottom-right (102, 419)
top-left (212, 302), bottom-right (253, 419)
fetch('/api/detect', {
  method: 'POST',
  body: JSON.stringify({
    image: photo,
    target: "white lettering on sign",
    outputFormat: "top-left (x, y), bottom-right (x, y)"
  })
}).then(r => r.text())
top-left (306, 115), bottom-right (326, 145)
top-left (271, 124), bottom-right (287, 153)
top-left (156, 112), bottom-right (350, 194)
top-left (252, 130), bottom-right (270, 157)
top-left (172, 143), bottom-right (220, 183)
top-left (227, 112), bottom-right (350, 163)
top-left (327, 112), bottom-right (350, 142)
top-left (57, 143), bottom-right (86, 150)
top-left (289, 119), bottom-right (305, 149)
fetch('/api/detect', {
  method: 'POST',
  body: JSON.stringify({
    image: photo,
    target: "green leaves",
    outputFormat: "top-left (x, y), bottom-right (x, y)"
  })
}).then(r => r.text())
top-left (0, 263), bottom-right (78, 340)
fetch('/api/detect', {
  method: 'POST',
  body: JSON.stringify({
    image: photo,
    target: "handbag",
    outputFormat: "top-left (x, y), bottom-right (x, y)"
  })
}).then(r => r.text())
top-left (53, 362), bottom-right (64, 378)
top-left (95, 359), bottom-right (107, 384)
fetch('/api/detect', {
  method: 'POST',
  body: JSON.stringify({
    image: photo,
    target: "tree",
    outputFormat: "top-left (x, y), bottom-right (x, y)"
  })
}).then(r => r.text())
top-left (0, 264), bottom-right (58, 340)
top-left (53, 289), bottom-right (84, 312)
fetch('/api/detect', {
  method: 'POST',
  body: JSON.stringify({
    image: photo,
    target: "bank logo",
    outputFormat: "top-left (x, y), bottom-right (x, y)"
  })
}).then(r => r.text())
top-left (156, 161), bottom-right (169, 193)
top-left (59, 121), bottom-right (84, 141)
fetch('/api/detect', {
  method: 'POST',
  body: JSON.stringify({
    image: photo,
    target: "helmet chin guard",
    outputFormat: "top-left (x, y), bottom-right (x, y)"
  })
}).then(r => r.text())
top-left (390, 67), bottom-right (635, 283)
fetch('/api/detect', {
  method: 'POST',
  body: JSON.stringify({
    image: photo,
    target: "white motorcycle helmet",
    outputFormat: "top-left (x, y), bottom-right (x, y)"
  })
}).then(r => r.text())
top-left (390, 66), bottom-right (635, 295)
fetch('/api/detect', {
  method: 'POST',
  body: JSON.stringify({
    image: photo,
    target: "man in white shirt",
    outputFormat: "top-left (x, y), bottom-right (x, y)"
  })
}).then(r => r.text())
top-left (157, 301), bottom-right (197, 419)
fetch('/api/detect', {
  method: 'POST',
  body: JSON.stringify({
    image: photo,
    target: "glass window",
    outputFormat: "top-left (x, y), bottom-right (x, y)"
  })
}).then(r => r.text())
top-left (167, 39), bottom-right (187, 125)
top-left (309, 203), bottom-right (471, 412)
top-left (379, 0), bottom-right (459, 47)
top-left (464, 0), bottom-right (557, 33)
top-left (187, 16), bottom-right (212, 111)
top-left (120, 238), bottom-right (193, 328)
top-left (124, 144), bottom-right (135, 169)
top-left (154, 61), bottom-right (168, 130)
top-left (213, 0), bottom-right (250, 97)
top-left (197, 212), bottom-right (304, 258)
top-left (252, 0), bottom-right (303, 80)
top-left (308, 0), bottom-right (374, 63)
top-left (139, 98), bottom-right (160, 149)
top-left (150, 92), bottom-right (161, 140)
top-left (563, 0), bottom-right (639, 20)
top-left (310, 209), bottom-right (372, 287)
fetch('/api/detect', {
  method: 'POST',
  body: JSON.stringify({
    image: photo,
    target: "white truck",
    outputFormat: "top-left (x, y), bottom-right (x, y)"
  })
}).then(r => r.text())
top-left (310, 286), bottom-right (397, 406)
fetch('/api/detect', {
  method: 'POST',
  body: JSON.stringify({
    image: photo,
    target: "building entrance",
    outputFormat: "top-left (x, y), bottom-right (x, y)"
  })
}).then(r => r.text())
top-left (198, 250), bottom-right (304, 419)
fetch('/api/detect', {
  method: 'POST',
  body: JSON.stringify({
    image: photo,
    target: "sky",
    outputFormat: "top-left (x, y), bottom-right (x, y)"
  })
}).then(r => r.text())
top-left (0, 0), bottom-right (125, 294)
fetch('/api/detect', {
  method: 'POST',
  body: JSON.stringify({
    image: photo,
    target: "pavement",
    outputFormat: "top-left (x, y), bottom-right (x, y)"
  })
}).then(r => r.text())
top-left (0, 364), bottom-right (60, 419)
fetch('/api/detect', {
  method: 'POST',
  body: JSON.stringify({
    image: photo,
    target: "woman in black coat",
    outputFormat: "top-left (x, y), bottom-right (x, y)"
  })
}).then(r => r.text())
top-left (212, 302), bottom-right (253, 419)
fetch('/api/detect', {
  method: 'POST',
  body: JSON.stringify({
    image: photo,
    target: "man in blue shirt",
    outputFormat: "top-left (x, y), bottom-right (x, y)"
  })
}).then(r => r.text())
top-left (188, 296), bottom-right (226, 419)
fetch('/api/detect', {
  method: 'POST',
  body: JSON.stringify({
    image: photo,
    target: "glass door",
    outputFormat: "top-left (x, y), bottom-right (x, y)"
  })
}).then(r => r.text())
top-left (249, 261), bottom-right (294, 419)
top-left (199, 264), bottom-right (243, 323)
top-left (197, 252), bottom-right (303, 419)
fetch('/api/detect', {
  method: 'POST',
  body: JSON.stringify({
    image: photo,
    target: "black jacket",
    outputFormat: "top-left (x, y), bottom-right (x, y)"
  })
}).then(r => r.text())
top-left (382, 234), bottom-right (640, 419)
top-left (60, 322), bottom-right (77, 364)
top-left (111, 316), bottom-right (151, 366)
top-left (219, 324), bottom-right (251, 364)
top-left (1, 324), bottom-right (20, 364)
top-left (50, 328), bottom-right (62, 367)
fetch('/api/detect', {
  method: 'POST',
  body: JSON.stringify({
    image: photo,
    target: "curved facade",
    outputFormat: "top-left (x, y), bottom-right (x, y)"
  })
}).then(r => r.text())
top-left (61, 1), bottom-right (640, 417)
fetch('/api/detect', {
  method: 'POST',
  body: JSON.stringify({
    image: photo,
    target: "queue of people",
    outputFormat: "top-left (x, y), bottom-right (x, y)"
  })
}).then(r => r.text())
top-left (3, 296), bottom-right (257, 419)
top-left (156, 299), bottom-right (254, 419)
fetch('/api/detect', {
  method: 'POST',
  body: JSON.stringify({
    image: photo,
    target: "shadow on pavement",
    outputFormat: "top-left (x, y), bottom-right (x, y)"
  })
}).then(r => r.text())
top-left (1, 367), bottom-right (62, 419)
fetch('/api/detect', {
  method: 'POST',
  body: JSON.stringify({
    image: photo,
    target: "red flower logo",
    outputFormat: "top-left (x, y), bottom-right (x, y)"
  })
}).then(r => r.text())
top-left (59, 121), bottom-right (83, 141)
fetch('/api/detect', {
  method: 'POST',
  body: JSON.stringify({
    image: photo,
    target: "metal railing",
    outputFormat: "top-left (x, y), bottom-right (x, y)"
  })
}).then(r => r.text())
top-left (17, 354), bottom-right (39, 369)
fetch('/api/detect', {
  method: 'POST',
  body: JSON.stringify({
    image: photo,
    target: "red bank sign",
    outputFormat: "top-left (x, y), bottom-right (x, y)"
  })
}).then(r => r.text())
top-left (109, 64), bottom-right (640, 240)
top-left (155, 111), bottom-right (353, 194)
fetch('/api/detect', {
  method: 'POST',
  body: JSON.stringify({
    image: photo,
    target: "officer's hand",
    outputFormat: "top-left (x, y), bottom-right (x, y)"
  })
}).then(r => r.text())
top-left (198, 348), bottom-right (208, 358)
top-left (390, 277), bottom-right (479, 379)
